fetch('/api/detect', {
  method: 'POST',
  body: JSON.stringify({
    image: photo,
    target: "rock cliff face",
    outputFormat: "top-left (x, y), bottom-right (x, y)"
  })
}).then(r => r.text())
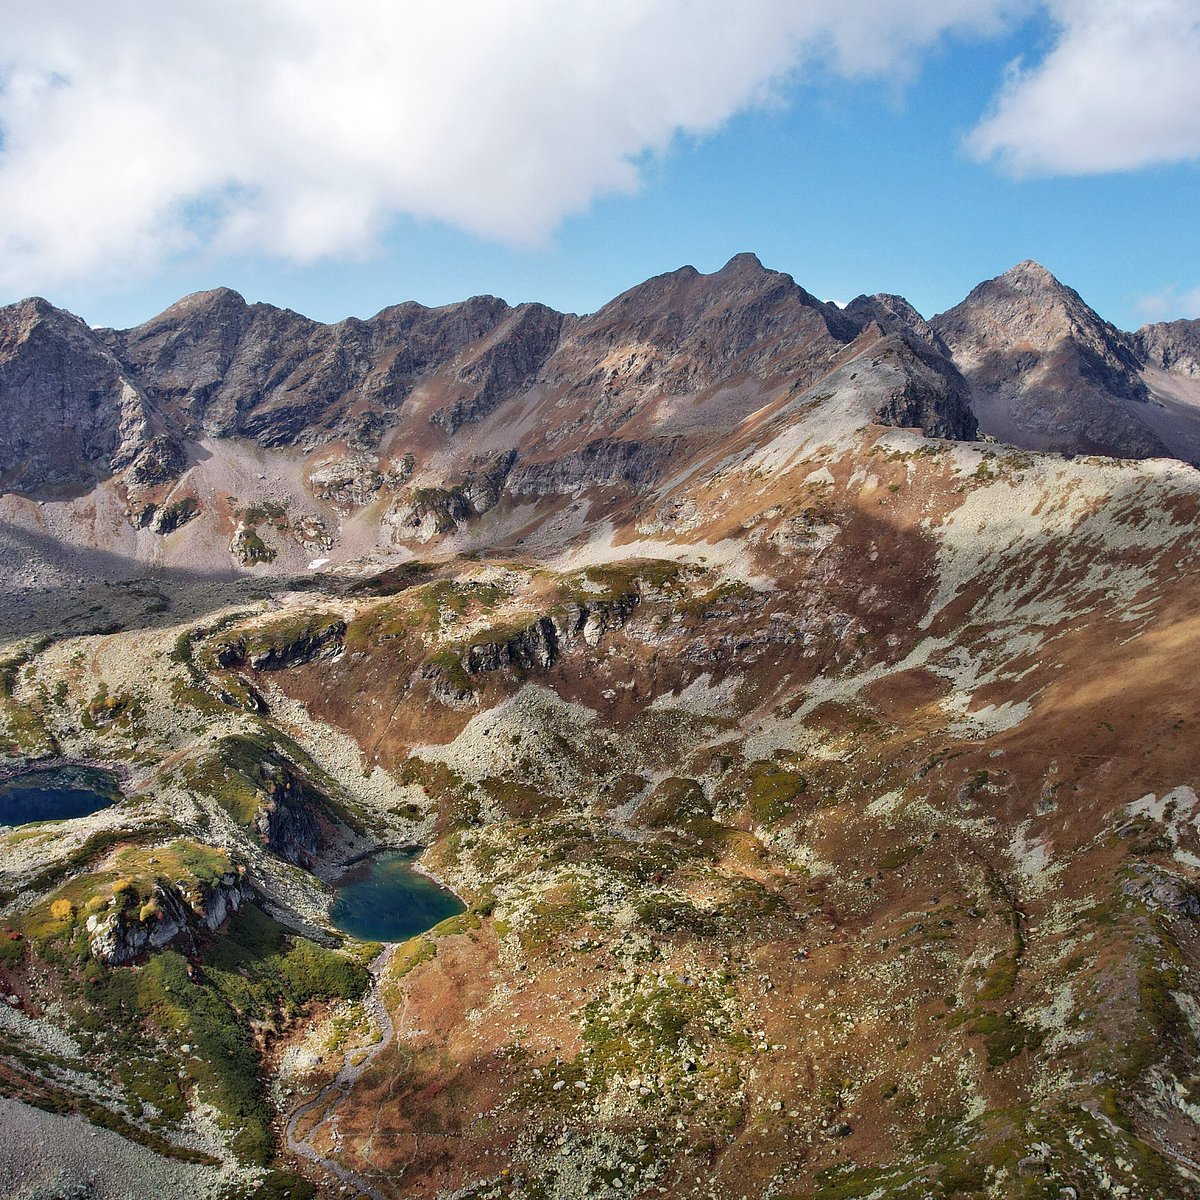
top-left (250, 765), bottom-right (331, 868)
top-left (1138, 318), bottom-right (1200, 378)
top-left (215, 620), bottom-right (346, 672)
top-left (839, 329), bottom-right (977, 441)
top-left (508, 436), bottom-right (685, 496)
top-left (386, 451), bottom-right (516, 542)
top-left (420, 591), bottom-right (641, 707)
top-left (464, 593), bottom-right (639, 677)
top-left (0, 299), bottom-right (153, 493)
top-left (429, 304), bottom-right (567, 434)
top-left (85, 869), bottom-right (250, 966)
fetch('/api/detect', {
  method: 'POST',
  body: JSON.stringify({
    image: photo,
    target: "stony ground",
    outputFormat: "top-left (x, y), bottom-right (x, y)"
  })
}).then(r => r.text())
top-left (0, 1096), bottom-right (227, 1199)
top-left (4, 415), bottom-right (1200, 1199)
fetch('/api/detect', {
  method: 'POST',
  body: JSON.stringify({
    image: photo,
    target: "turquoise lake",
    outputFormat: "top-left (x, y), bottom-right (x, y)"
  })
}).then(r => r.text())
top-left (330, 850), bottom-right (465, 943)
top-left (0, 765), bottom-right (121, 826)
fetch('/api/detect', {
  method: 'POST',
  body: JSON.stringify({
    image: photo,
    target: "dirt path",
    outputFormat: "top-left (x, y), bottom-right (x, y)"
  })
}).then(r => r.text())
top-left (284, 944), bottom-right (397, 1200)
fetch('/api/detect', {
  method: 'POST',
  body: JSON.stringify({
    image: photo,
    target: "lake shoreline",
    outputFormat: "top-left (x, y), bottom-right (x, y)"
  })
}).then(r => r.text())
top-left (327, 848), bottom-right (465, 944)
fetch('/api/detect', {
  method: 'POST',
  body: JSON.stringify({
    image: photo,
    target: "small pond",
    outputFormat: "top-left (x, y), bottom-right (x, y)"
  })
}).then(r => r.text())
top-left (330, 849), bottom-right (465, 943)
top-left (0, 764), bottom-right (122, 827)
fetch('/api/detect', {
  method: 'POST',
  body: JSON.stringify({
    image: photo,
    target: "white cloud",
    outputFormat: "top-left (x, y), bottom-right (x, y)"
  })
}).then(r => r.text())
top-left (968, 0), bottom-right (1200, 174)
top-left (1136, 285), bottom-right (1200, 323)
top-left (0, 0), bottom-right (1025, 293)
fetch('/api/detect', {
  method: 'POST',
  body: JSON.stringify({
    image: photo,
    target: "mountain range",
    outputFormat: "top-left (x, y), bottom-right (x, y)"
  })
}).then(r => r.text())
top-left (4, 257), bottom-right (1200, 1199)
top-left (2, 255), bottom-right (1199, 586)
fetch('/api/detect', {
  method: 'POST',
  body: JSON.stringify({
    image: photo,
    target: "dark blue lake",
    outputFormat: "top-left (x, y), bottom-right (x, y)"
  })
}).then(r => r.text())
top-left (0, 764), bottom-right (121, 826)
top-left (330, 850), bottom-right (465, 943)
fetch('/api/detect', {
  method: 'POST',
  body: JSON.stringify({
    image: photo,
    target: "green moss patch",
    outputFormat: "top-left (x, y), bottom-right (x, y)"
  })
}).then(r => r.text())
top-left (744, 761), bottom-right (808, 826)
top-left (85, 902), bottom-right (367, 1165)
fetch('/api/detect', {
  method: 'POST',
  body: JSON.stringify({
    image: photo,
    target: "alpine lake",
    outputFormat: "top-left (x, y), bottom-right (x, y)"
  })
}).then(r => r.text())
top-left (330, 849), bottom-right (465, 942)
top-left (0, 764), bottom-right (122, 827)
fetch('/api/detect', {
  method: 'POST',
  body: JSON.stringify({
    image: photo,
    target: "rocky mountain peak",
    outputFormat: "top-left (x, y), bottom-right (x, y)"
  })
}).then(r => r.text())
top-left (714, 250), bottom-right (767, 277)
top-left (934, 259), bottom-right (1120, 353)
top-left (930, 261), bottom-right (1163, 458)
top-left (121, 286), bottom-right (254, 344)
top-left (1, 296), bottom-right (94, 348)
top-left (938, 260), bottom-right (1144, 369)
top-left (7, 295), bottom-right (60, 323)
top-left (1000, 258), bottom-right (1059, 287)
top-left (961, 259), bottom-right (1077, 314)
top-left (577, 252), bottom-right (854, 365)
top-left (169, 285), bottom-right (248, 311)
top-left (842, 293), bottom-right (941, 350)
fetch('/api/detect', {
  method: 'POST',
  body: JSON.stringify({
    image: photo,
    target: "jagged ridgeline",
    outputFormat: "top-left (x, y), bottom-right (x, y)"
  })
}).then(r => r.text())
top-left (3, 257), bottom-right (1200, 1198)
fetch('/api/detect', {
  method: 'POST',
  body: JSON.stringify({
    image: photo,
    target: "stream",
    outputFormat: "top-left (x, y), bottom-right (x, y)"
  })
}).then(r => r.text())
top-left (284, 943), bottom-right (397, 1200)
top-left (284, 853), bottom-right (464, 1196)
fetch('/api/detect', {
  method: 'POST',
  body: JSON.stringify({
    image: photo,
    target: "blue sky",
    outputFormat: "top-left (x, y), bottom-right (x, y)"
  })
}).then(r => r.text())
top-left (2, 2), bottom-right (1198, 332)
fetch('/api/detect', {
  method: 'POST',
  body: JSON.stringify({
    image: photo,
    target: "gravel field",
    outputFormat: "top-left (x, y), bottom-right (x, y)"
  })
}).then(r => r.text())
top-left (0, 1097), bottom-right (229, 1200)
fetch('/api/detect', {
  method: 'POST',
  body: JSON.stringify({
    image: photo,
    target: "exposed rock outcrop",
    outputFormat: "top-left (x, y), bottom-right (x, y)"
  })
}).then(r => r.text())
top-left (1138, 318), bottom-right (1200, 379)
top-left (309, 452), bottom-right (414, 507)
top-left (249, 762), bottom-right (331, 867)
top-left (509, 438), bottom-right (682, 496)
top-left (0, 298), bottom-right (153, 493)
top-left (183, 734), bottom-right (358, 867)
top-left (465, 594), bottom-right (640, 677)
top-left (861, 333), bottom-right (978, 441)
top-left (150, 495), bottom-right (199, 535)
top-left (556, 592), bottom-right (641, 648)
top-left (387, 451), bottom-right (516, 541)
top-left (86, 869), bottom-right (250, 966)
top-left (426, 592), bottom-right (641, 705)
top-left (229, 523), bottom-right (277, 566)
top-left (419, 658), bottom-right (476, 708)
top-left (248, 619), bottom-right (345, 670)
top-left (843, 293), bottom-right (944, 352)
top-left (465, 617), bottom-right (560, 675)
top-left (431, 304), bottom-right (567, 434)
top-left (309, 457), bottom-right (382, 506)
top-left (214, 619), bottom-right (346, 671)
top-left (125, 435), bottom-right (186, 488)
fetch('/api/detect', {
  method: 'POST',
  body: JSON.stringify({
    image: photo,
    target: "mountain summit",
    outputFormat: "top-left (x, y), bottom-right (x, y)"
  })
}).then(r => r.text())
top-left (929, 261), bottom-right (1171, 458)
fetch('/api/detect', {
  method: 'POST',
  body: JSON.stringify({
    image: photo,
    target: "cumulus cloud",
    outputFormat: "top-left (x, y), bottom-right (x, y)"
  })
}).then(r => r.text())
top-left (968, 0), bottom-right (1200, 174)
top-left (0, 0), bottom-right (1024, 292)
